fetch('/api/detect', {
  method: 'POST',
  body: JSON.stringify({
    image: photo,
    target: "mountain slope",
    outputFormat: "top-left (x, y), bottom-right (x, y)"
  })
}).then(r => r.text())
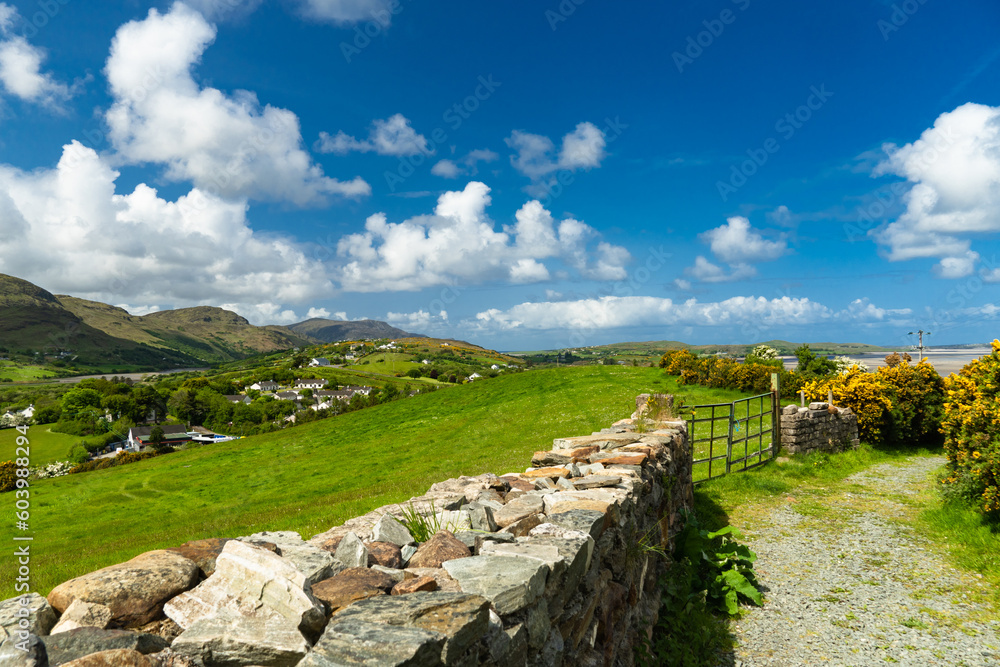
top-left (0, 275), bottom-right (199, 368)
top-left (57, 298), bottom-right (316, 363)
top-left (287, 318), bottom-right (418, 343)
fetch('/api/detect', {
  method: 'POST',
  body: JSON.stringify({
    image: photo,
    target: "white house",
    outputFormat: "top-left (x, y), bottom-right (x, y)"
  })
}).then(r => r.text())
top-left (275, 391), bottom-right (301, 401)
top-left (343, 385), bottom-right (372, 395)
top-left (490, 364), bottom-right (500, 370)
top-left (421, 359), bottom-right (431, 365)
top-left (294, 378), bottom-right (329, 389)
top-left (249, 381), bottom-right (280, 392)
top-left (308, 357), bottom-right (330, 367)
top-left (468, 373), bottom-right (483, 381)
top-left (224, 395), bottom-right (252, 405)
top-left (126, 425), bottom-right (190, 452)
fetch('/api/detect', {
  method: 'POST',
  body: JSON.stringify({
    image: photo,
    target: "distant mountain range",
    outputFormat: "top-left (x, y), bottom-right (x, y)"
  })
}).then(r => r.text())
top-left (286, 318), bottom-right (416, 343)
top-left (0, 273), bottom-right (420, 369)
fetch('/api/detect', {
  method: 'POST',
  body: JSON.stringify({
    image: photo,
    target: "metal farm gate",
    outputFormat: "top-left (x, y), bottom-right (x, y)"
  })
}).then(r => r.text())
top-left (688, 375), bottom-right (780, 483)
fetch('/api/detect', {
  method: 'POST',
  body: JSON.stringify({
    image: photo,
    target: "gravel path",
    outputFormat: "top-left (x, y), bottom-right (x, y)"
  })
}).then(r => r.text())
top-left (719, 456), bottom-right (1000, 666)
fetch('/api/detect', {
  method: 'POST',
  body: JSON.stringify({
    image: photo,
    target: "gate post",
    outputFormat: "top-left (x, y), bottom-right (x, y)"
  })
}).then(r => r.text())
top-left (725, 403), bottom-right (734, 474)
top-left (771, 372), bottom-right (781, 457)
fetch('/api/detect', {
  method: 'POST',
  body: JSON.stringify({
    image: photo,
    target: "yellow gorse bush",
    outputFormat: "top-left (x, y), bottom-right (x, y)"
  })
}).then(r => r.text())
top-left (941, 339), bottom-right (1000, 514)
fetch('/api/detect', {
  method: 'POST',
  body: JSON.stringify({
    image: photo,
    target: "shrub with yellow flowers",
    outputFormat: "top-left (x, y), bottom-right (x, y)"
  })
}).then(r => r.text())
top-left (941, 339), bottom-right (1000, 515)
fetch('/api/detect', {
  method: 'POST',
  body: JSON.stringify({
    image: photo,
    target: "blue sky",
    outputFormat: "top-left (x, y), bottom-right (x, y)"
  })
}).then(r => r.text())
top-left (0, 0), bottom-right (999, 350)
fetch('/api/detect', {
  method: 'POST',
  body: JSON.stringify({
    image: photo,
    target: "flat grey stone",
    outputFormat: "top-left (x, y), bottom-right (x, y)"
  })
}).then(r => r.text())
top-left (373, 513), bottom-right (416, 547)
top-left (401, 545), bottom-right (418, 564)
top-left (41, 627), bottom-right (169, 666)
top-left (468, 505), bottom-right (497, 533)
top-left (0, 594), bottom-right (56, 637)
top-left (299, 620), bottom-right (444, 666)
top-left (555, 477), bottom-right (575, 491)
top-left (572, 474), bottom-right (622, 490)
top-left (493, 495), bottom-right (544, 529)
top-left (334, 531), bottom-right (370, 569)
top-left (273, 543), bottom-right (341, 587)
top-left (170, 608), bottom-right (309, 667)
top-left (443, 556), bottom-right (548, 615)
top-left (331, 592), bottom-right (489, 664)
top-left (543, 509), bottom-right (606, 541)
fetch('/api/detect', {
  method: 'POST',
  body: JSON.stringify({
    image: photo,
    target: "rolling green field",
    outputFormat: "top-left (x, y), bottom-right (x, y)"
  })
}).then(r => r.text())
top-left (1, 365), bottom-right (756, 598)
top-left (0, 361), bottom-right (59, 382)
top-left (1, 427), bottom-right (100, 466)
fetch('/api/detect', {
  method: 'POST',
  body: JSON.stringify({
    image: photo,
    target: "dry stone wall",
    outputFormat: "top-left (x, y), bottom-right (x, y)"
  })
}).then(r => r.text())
top-left (780, 401), bottom-right (860, 455)
top-left (0, 394), bottom-right (693, 667)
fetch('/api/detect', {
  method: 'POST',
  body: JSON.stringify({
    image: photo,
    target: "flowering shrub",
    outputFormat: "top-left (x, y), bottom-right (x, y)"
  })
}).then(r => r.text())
top-left (663, 349), bottom-right (944, 449)
top-left (0, 461), bottom-right (16, 493)
top-left (941, 340), bottom-right (1000, 515)
top-left (69, 450), bottom-right (160, 474)
top-left (660, 350), bottom-right (805, 399)
top-left (834, 355), bottom-right (870, 374)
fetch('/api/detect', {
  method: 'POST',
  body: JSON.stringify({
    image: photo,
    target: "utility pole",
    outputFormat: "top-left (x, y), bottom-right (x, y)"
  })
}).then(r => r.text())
top-left (907, 329), bottom-right (931, 361)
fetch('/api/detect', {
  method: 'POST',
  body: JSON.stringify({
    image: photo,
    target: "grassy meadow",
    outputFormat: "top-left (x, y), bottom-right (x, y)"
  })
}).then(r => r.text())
top-left (1, 427), bottom-right (102, 467)
top-left (2, 365), bottom-right (755, 598)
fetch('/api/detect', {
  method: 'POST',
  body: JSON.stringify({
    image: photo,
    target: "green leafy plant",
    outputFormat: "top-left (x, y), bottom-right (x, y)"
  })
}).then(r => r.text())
top-left (637, 510), bottom-right (761, 665)
top-left (675, 509), bottom-right (762, 616)
top-left (396, 500), bottom-right (441, 543)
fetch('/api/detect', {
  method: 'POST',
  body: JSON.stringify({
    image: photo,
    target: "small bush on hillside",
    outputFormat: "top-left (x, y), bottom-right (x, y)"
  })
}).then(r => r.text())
top-left (0, 461), bottom-right (16, 493)
top-left (68, 450), bottom-right (159, 475)
top-left (941, 340), bottom-right (1000, 517)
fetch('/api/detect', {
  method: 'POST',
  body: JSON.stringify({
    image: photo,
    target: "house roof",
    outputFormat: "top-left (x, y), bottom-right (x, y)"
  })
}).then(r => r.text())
top-left (129, 425), bottom-right (190, 441)
top-left (224, 395), bottom-right (249, 402)
top-left (276, 391), bottom-right (300, 400)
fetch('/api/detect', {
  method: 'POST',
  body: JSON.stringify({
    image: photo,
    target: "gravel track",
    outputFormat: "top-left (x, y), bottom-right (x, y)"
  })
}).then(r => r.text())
top-left (717, 456), bottom-right (1000, 666)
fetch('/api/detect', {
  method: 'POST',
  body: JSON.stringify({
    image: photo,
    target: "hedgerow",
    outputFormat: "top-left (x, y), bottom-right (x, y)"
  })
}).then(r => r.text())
top-left (661, 348), bottom-right (945, 449)
top-left (941, 340), bottom-right (1000, 516)
top-left (68, 450), bottom-right (160, 474)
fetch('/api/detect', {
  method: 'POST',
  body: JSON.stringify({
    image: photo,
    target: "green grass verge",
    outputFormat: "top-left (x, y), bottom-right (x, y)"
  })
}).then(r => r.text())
top-left (1, 427), bottom-right (101, 466)
top-left (0, 366), bottom-right (753, 599)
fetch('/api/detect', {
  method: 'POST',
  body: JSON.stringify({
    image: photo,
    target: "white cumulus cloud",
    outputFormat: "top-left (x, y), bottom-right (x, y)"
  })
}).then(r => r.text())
top-left (316, 113), bottom-right (430, 157)
top-left (104, 2), bottom-right (369, 206)
top-left (685, 216), bottom-right (788, 283)
top-left (336, 182), bottom-right (630, 291)
top-left (872, 102), bottom-right (1000, 278)
top-left (469, 295), bottom-right (907, 333)
top-left (431, 148), bottom-right (498, 179)
top-left (506, 122), bottom-right (607, 193)
top-left (0, 141), bottom-right (335, 323)
top-left (0, 5), bottom-right (73, 109)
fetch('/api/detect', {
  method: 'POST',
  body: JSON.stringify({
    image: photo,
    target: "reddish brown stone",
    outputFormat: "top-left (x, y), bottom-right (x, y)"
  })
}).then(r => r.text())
top-left (312, 568), bottom-right (395, 615)
top-left (568, 446), bottom-right (600, 460)
top-left (366, 541), bottom-right (403, 569)
top-left (61, 649), bottom-right (156, 667)
top-left (501, 475), bottom-right (535, 493)
top-left (390, 575), bottom-right (438, 595)
top-left (592, 453), bottom-right (647, 467)
top-left (499, 513), bottom-right (544, 538)
top-left (165, 538), bottom-right (231, 577)
top-left (47, 550), bottom-right (200, 628)
top-left (521, 467), bottom-right (570, 480)
top-left (407, 530), bottom-right (471, 569)
top-left (403, 568), bottom-right (462, 593)
top-left (316, 536), bottom-right (344, 553)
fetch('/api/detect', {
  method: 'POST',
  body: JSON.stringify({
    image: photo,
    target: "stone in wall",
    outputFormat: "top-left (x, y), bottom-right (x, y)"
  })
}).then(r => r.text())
top-left (780, 402), bottom-right (860, 455)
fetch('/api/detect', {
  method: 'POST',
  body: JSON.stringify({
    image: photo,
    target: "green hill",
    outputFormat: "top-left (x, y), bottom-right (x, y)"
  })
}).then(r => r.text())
top-left (287, 317), bottom-right (418, 343)
top-left (57, 298), bottom-right (317, 364)
top-left (0, 275), bottom-right (200, 371)
top-left (0, 365), bottom-right (749, 598)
